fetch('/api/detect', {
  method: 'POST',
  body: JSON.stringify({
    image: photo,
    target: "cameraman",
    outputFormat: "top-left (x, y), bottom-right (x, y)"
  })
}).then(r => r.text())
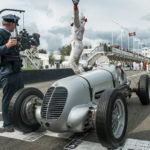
top-left (0, 14), bottom-right (24, 132)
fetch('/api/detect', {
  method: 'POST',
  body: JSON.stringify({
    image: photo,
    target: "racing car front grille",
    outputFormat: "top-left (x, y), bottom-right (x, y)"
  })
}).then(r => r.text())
top-left (41, 87), bottom-right (55, 119)
top-left (41, 87), bottom-right (68, 120)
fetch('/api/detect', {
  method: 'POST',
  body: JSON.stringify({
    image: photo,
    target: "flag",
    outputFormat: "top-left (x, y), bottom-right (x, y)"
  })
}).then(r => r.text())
top-left (129, 32), bottom-right (136, 36)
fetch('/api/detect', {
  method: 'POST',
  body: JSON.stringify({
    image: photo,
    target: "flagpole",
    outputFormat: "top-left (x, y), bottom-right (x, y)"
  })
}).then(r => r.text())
top-left (121, 28), bottom-right (123, 50)
top-left (133, 36), bottom-right (134, 52)
top-left (112, 31), bottom-right (113, 46)
top-left (121, 31), bottom-right (122, 50)
top-left (128, 35), bottom-right (129, 50)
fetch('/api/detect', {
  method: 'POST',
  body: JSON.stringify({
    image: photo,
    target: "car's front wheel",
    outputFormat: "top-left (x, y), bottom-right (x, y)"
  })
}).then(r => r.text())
top-left (96, 89), bottom-right (128, 149)
top-left (8, 88), bottom-right (44, 133)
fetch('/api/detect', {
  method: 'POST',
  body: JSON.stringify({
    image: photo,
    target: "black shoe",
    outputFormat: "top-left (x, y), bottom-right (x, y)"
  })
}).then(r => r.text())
top-left (4, 125), bottom-right (15, 132)
top-left (0, 127), bottom-right (6, 133)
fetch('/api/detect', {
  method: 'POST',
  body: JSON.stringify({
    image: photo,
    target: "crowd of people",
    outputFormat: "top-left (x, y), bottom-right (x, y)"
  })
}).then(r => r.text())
top-left (99, 43), bottom-right (149, 61)
top-left (132, 61), bottom-right (148, 71)
top-left (99, 43), bottom-right (112, 52)
top-left (113, 45), bottom-right (150, 60)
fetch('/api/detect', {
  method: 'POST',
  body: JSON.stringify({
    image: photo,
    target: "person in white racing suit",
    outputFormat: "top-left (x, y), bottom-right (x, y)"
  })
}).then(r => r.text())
top-left (69, 0), bottom-right (87, 74)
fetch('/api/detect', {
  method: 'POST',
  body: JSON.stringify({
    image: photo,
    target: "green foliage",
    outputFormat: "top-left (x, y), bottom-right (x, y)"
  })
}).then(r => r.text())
top-left (49, 52), bottom-right (55, 66)
top-left (40, 66), bottom-right (43, 69)
top-left (59, 45), bottom-right (71, 56)
top-left (45, 65), bottom-right (49, 69)
top-left (38, 49), bottom-right (47, 54)
top-left (60, 55), bottom-right (65, 63)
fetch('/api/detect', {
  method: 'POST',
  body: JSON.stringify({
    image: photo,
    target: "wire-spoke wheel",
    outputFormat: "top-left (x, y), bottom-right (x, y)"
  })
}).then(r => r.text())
top-left (96, 89), bottom-right (128, 149)
top-left (112, 99), bottom-right (125, 139)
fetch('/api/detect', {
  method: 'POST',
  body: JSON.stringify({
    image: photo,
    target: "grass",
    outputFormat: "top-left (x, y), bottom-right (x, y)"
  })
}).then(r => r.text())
top-left (22, 68), bottom-right (39, 71)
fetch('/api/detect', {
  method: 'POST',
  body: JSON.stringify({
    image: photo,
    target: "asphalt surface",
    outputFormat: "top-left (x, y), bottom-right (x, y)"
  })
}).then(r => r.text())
top-left (0, 70), bottom-right (150, 150)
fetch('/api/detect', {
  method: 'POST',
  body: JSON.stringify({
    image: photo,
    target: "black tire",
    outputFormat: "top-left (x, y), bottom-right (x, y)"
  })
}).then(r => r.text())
top-left (137, 75), bottom-right (150, 105)
top-left (96, 89), bottom-right (128, 149)
top-left (8, 88), bottom-right (44, 132)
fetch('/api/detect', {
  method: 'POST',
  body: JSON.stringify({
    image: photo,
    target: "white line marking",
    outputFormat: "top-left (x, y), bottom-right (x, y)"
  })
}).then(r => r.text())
top-left (45, 130), bottom-right (72, 139)
top-left (128, 72), bottom-right (149, 78)
top-left (68, 138), bottom-right (150, 150)
top-left (0, 121), bottom-right (150, 150)
top-left (0, 121), bottom-right (43, 142)
top-left (120, 138), bottom-right (150, 150)
top-left (0, 121), bottom-right (72, 142)
top-left (67, 141), bottom-right (106, 150)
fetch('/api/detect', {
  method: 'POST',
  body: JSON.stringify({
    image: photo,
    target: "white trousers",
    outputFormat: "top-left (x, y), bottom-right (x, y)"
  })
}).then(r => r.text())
top-left (69, 40), bottom-right (84, 74)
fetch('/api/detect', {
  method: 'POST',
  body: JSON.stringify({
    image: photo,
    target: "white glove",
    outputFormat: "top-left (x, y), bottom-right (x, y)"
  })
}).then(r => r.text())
top-left (72, 0), bottom-right (80, 5)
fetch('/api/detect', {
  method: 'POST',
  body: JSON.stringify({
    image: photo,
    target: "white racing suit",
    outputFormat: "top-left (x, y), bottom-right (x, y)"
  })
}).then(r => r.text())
top-left (69, 5), bottom-right (86, 74)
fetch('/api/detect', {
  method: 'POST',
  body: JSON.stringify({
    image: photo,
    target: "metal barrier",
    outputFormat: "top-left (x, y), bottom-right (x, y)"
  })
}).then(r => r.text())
top-left (0, 69), bottom-right (75, 88)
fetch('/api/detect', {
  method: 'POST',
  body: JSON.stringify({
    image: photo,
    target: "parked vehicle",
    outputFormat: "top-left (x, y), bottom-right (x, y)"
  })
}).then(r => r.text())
top-left (8, 64), bottom-right (150, 149)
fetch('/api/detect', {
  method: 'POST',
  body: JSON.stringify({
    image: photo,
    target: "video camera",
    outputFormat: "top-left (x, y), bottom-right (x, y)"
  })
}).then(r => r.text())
top-left (12, 29), bottom-right (40, 51)
top-left (0, 9), bottom-right (40, 51)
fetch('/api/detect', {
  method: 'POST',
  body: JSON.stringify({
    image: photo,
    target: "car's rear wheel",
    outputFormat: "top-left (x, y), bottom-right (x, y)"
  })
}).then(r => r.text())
top-left (96, 89), bottom-right (128, 149)
top-left (137, 75), bottom-right (150, 105)
top-left (8, 88), bottom-right (43, 133)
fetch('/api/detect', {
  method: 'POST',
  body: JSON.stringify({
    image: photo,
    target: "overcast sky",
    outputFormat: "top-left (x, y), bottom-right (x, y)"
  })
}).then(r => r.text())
top-left (1, 0), bottom-right (150, 52)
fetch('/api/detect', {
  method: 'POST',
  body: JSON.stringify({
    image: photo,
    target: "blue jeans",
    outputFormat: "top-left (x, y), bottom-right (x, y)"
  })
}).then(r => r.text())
top-left (1, 72), bottom-right (24, 127)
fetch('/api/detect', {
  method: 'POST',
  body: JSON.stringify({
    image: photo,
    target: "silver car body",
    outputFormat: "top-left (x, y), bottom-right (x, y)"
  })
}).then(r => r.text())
top-left (36, 64), bottom-right (127, 133)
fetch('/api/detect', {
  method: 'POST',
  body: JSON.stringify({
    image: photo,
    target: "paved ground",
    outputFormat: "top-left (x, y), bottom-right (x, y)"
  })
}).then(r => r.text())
top-left (0, 70), bottom-right (150, 150)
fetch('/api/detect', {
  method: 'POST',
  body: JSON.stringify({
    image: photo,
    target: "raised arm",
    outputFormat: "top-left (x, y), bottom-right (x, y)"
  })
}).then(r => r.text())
top-left (82, 17), bottom-right (88, 26)
top-left (72, 0), bottom-right (80, 28)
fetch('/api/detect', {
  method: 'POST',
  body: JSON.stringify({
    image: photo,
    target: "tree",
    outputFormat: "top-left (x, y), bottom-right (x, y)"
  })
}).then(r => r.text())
top-left (59, 45), bottom-right (71, 56)
top-left (38, 49), bottom-right (47, 54)
top-left (49, 52), bottom-right (55, 67)
top-left (40, 65), bottom-right (43, 69)
top-left (60, 55), bottom-right (65, 63)
top-left (45, 65), bottom-right (49, 69)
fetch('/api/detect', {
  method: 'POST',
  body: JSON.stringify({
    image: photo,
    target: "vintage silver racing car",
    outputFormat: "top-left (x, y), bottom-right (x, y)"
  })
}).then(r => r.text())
top-left (8, 64), bottom-right (150, 149)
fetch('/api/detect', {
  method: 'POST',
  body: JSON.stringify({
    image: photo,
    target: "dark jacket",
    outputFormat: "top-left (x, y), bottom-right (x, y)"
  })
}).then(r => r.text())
top-left (0, 28), bottom-right (20, 77)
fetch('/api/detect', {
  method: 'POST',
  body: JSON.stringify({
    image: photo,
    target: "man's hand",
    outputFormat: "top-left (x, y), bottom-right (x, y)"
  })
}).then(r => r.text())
top-left (84, 18), bottom-right (88, 22)
top-left (6, 39), bottom-right (17, 49)
top-left (72, 0), bottom-right (80, 5)
top-left (31, 45), bottom-right (36, 49)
